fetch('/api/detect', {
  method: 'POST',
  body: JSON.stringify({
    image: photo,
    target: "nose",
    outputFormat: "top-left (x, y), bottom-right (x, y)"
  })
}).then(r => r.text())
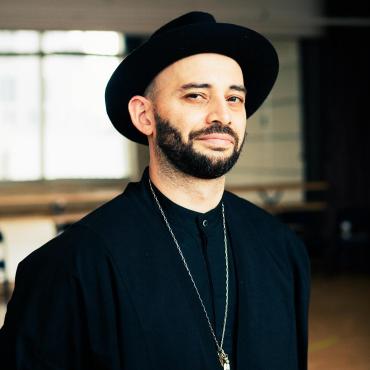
top-left (206, 97), bottom-right (232, 126)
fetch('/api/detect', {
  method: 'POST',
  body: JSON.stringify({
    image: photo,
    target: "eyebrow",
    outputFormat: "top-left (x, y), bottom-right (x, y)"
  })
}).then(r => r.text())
top-left (180, 83), bottom-right (247, 94)
top-left (230, 85), bottom-right (247, 94)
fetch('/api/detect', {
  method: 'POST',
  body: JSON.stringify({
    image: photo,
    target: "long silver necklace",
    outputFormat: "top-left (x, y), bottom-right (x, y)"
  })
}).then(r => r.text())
top-left (149, 179), bottom-right (231, 369)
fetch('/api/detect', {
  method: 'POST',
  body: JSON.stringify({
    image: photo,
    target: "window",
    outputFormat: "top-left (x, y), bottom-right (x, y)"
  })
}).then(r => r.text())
top-left (0, 30), bottom-right (130, 181)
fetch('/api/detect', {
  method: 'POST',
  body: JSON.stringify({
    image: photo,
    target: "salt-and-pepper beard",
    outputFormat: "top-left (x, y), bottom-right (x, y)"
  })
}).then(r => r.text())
top-left (154, 112), bottom-right (247, 179)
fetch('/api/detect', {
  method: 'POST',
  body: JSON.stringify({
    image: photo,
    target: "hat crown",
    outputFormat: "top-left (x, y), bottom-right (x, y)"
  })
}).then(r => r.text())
top-left (150, 11), bottom-right (216, 39)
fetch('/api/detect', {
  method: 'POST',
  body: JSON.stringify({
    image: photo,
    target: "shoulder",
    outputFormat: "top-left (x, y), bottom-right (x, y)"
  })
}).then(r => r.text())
top-left (75, 180), bottom-right (150, 237)
top-left (224, 191), bottom-right (310, 275)
top-left (18, 180), bottom-right (149, 278)
top-left (224, 190), bottom-right (283, 231)
top-left (16, 222), bottom-right (107, 281)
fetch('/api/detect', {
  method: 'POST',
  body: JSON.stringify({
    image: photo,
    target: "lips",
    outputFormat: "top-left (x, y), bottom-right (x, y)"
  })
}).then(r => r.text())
top-left (196, 133), bottom-right (235, 145)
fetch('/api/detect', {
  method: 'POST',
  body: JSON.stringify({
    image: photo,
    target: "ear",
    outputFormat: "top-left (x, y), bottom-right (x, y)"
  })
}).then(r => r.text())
top-left (128, 95), bottom-right (155, 137)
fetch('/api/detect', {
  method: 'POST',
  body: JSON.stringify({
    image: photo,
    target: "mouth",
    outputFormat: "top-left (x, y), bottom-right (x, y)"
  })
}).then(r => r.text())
top-left (195, 133), bottom-right (235, 147)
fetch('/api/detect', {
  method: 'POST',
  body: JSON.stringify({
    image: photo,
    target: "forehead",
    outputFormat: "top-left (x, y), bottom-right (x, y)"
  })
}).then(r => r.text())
top-left (153, 53), bottom-right (244, 89)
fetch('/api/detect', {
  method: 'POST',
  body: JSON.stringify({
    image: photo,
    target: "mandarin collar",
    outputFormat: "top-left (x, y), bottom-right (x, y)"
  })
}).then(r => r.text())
top-left (142, 167), bottom-right (224, 232)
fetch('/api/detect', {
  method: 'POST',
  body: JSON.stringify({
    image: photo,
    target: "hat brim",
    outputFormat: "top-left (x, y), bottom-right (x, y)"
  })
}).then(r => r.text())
top-left (105, 22), bottom-right (279, 145)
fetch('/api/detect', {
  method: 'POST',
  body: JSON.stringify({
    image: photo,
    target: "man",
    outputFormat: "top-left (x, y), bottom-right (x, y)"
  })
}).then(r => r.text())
top-left (0, 11), bottom-right (310, 370)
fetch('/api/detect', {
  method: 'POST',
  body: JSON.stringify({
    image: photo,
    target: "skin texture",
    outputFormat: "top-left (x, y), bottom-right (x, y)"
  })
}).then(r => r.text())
top-left (128, 53), bottom-right (247, 212)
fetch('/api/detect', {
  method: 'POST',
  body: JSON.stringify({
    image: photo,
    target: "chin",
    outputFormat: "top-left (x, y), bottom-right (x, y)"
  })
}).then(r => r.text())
top-left (200, 151), bottom-right (235, 166)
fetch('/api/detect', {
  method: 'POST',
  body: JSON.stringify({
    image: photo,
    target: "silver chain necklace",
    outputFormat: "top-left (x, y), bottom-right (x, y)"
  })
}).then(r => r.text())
top-left (148, 178), bottom-right (231, 369)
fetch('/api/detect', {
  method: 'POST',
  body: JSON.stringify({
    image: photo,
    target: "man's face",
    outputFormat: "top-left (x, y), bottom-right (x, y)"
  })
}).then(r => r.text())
top-left (149, 53), bottom-right (247, 179)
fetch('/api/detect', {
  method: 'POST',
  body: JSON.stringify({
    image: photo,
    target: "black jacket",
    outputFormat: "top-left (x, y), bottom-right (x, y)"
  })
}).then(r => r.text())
top-left (0, 171), bottom-right (310, 370)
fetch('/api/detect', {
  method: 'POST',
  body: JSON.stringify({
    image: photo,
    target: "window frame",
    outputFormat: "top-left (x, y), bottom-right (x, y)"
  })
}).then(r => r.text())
top-left (0, 30), bottom-right (129, 185)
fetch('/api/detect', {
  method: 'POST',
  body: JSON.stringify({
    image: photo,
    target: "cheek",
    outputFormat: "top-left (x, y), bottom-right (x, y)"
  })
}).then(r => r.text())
top-left (240, 121), bottom-right (247, 136)
top-left (234, 119), bottom-right (247, 148)
top-left (233, 114), bottom-right (247, 132)
top-left (169, 115), bottom-right (204, 140)
top-left (172, 100), bottom-right (207, 121)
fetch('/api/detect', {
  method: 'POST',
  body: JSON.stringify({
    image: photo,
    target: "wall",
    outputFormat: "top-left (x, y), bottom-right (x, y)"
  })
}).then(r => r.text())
top-left (0, 0), bottom-right (321, 36)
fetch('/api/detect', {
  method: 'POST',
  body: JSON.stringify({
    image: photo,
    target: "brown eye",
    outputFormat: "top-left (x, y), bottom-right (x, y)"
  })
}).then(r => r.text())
top-left (227, 96), bottom-right (244, 104)
top-left (186, 93), bottom-right (203, 100)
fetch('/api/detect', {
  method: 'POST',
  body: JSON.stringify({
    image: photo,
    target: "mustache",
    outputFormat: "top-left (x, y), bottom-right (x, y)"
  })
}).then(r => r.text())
top-left (188, 123), bottom-right (240, 143)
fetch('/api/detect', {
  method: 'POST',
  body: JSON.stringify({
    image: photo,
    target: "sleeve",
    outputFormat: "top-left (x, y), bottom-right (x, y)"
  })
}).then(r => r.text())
top-left (0, 224), bottom-right (121, 370)
top-left (286, 227), bottom-right (311, 370)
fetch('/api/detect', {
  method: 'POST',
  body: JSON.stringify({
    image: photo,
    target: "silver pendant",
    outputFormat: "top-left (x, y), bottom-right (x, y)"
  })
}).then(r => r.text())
top-left (218, 350), bottom-right (230, 370)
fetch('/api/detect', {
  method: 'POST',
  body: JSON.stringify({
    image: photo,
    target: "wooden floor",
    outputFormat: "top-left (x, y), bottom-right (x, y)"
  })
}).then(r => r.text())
top-left (308, 274), bottom-right (370, 370)
top-left (1, 273), bottom-right (369, 369)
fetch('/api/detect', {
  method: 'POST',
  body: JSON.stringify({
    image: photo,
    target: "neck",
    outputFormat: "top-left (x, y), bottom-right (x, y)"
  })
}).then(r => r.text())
top-left (148, 159), bottom-right (225, 214)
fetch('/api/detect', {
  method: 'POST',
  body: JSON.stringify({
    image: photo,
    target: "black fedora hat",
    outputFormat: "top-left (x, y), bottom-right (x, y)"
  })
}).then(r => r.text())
top-left (105, 11), bottom-right (279, 145)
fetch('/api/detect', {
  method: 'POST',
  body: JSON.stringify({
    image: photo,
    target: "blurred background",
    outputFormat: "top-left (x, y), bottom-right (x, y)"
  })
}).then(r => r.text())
top-left (0, 0), bottom-right (369, 368)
